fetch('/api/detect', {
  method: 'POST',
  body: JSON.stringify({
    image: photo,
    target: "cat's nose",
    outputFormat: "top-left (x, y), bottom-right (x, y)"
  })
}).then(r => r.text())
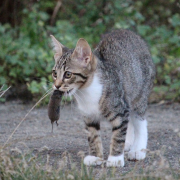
top-left (55, 85), bottom-right (61, 89)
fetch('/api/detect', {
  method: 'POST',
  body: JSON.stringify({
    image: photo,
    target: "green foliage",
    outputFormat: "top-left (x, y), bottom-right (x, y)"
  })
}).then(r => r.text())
top-left (0, 6), bottom-right (52, 86)
top-left (0, 0), bottom-right (180, 101)
top-left (0, 4), bottom-right (77, 98)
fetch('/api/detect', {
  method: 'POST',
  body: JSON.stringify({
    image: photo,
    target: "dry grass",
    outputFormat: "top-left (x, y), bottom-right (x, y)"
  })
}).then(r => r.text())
top-left (0, 146), bottom-right (179, 180)
top-left (0, 85), bottom-right (11, 98)
top-left (2, 88), bottom-right (53, 149)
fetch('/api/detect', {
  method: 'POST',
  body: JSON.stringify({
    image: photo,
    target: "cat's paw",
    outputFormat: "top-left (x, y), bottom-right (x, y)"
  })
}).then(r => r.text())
top-left (128, 150), bottom-right (146, 161)
top-left (83, 155), bottom-right (103, 166)
top-left (106, 154), bottom-right (124, 167)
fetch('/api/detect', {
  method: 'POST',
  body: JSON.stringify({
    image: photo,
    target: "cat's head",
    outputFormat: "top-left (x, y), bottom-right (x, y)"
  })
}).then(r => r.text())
top-left (50, 35), bottom-right (97, 95)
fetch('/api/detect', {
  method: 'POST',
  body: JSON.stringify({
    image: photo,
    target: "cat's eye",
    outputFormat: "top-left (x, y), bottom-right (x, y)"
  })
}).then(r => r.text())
top-left (52, 70), bottom-right (57, 78)
top-left (64, 71), bottom-right (72, 79)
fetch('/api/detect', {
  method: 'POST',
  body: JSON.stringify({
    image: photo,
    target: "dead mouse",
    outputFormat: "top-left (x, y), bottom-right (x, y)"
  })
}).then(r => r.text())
top-left (48, 90), bottom-right (63, 132)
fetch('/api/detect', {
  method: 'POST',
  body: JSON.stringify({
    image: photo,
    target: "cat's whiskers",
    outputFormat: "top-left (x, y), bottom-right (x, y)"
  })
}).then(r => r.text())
top-left (76, 89), bottom-right (86, 100)
top-left (64, 91), bottom-right (68, 106)
top-left (67, 87), bottom-right (73, 99)
top-left (73, 92), bottom-right (86, 107)
top-left (67, 87), bottom-right (74, 118)
top-left (73, 93), bottom-right (79, 104)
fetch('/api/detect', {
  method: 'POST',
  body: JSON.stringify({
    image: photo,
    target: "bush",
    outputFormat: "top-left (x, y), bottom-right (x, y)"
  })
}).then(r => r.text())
top-left (0, 4), bottom-right (78, 98)
top-left (0, 1), bottom-right (179, 101)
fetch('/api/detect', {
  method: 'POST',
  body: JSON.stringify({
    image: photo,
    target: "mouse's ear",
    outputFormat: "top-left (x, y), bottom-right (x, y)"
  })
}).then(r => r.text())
top-left (71, 38), bottom-right (92, 67)
top-left (50, 35), bottom-right (64, 62)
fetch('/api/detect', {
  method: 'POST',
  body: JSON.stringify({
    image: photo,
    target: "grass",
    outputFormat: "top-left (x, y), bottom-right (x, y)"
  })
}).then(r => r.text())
top-left (0, 85), bottom-right (11, 102)
top-left (0, 147), bottom-right (179, 180)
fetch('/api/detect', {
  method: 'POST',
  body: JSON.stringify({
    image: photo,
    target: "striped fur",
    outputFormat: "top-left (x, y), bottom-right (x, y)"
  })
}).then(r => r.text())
top-left (85, 120), bottom-right (103, 158)
top-left (50, 29), bottom-right (155, 166)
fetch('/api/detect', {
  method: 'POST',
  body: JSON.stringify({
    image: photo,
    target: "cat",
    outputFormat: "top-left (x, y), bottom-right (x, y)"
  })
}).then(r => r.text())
top-left (50, 29), bottom-right (155, 167)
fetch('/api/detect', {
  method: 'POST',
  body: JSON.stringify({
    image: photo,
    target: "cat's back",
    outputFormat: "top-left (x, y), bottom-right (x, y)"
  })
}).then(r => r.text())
top-left (94, 29), bottom-right (155, 115)
top-left (95, 29), bottom-right (153, 67)
top-left (94, 29), bottom-right (155, 86)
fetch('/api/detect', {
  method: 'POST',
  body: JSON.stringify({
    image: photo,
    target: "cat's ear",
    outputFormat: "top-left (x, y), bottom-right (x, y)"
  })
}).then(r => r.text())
top-left (72, 38), bottom-right (92, 67)
top-left (50, 35), bottom-right (64, 62)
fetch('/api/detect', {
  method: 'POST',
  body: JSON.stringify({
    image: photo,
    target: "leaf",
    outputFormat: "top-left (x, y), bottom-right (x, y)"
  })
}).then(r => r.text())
top-left (137, 25), bottom-right (150, 36)
top-left (169, 14), bottom-right (180, 27)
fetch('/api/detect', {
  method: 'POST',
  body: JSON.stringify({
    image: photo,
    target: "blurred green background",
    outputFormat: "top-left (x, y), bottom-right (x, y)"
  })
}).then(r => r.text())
top-left (0, 0), bottom-right (180, 102)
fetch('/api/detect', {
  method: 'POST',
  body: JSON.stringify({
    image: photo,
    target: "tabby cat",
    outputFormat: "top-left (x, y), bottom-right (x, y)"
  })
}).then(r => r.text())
top-left (50, 29), bottom-right (155, 167)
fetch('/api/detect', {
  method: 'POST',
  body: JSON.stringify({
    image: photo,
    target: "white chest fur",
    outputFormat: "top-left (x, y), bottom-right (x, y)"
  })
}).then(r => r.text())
top-left (75, 74), bottom-right (103, 116)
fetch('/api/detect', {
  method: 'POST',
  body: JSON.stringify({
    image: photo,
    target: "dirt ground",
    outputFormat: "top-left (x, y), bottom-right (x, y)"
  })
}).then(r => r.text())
top-left (0, 100), bottom-right (180, 173)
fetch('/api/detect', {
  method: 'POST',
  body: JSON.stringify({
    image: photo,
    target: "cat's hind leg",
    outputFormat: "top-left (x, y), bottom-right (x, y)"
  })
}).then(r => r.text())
top-left (128, 113), bottom-right (147, 160)
top-left (124, 120), bottom-right (134, 152)
top-left (83, 120), bottom-right (104, 166)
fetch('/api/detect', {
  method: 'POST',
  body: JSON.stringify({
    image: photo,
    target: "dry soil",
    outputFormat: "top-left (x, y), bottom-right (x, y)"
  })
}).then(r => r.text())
top-left (0, 100), bottom-right (180, 174)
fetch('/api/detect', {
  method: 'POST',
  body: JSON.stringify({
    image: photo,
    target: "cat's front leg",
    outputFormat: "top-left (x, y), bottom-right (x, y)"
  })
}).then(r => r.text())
top-left (83, 119), bottom-right (104, 166)
top-left (107, 113), bottom-right (129, 167)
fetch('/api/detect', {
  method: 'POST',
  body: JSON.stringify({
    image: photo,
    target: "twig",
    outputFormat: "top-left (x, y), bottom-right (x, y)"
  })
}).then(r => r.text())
top-left (0, 86), bottom-right (11, 98)
top-left (50, 0), bottom-right (62, 26)
top-left (1, 89), bottom-right (53, 149)
top-left (0, 85), bottom-right (4, 91)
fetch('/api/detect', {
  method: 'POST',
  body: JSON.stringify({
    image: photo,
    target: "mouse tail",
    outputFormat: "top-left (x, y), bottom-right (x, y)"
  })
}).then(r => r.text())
top-left (51, 121), bottom-right (54, 133)
top-left (56, 121), bottom-right (59, 126)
